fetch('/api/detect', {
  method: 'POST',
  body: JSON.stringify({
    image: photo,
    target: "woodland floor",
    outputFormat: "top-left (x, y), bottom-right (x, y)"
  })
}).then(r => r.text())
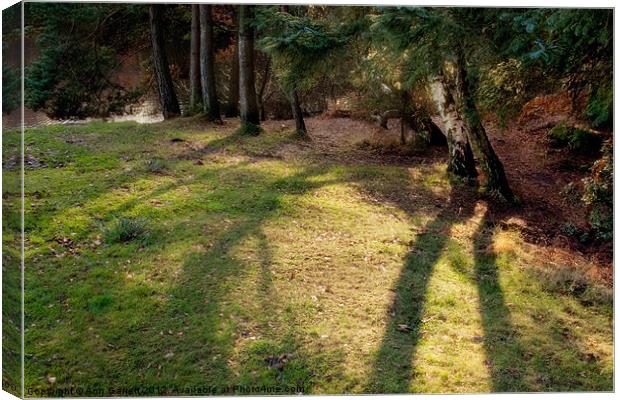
top-left (2, 109), bottom-right (613, 395)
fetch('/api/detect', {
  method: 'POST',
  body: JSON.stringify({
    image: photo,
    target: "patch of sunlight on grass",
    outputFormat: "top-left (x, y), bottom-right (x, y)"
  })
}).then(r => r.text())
top-left (246, 183), bottom-right (415, 393)
top-left (420, 163), bottom-right (450, 188)
top-left (492, 230), bottom-right (519, 256)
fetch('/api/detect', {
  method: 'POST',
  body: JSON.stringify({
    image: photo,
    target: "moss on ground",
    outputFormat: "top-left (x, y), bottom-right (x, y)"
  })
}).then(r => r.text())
top-left (2, 118), bottom-right (612, 394)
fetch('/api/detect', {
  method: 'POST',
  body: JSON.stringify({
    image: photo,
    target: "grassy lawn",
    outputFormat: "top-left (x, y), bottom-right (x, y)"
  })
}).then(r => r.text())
top-left (3, 118), bottom-right (612, 395)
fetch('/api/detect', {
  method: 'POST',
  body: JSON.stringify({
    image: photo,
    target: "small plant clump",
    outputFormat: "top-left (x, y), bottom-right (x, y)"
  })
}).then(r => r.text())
top-left (582, 140), bottom-right (613, 241)
top-left (143, 158), bottom-right (168, 174)
top-left (103, 217), bottom-right (149, 244)
top-left (236, 122), bottom-right (263, 136)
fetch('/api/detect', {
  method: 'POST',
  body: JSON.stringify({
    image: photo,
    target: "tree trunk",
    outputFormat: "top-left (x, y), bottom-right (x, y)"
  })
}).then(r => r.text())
top-left (290, 90), bottom-right (307, 136)
top-left (400, 91), bottom-right (410, 145)
top-left (430, 76), bottom-right (477, 179)
top-left (189, 5), bottom-right (202, 113)
top-left (225, 7), bottom-right (240, 117)
top-left (257, 58), bottom-right (271, 122)
top-left (238, 5), bottom-right (260, 128)
top-left (200, 5), bottom-right (222, 123)
top-left (149, 5), bottom-right (180, 119)
top-left (455, 61), bottom-right (514, 201)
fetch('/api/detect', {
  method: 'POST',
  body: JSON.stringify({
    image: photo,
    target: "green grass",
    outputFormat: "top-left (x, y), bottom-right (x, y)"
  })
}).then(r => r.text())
top-left (2, 118), bottom-right (612, 395)
top-left (2, 122), bottom-right (22, 397)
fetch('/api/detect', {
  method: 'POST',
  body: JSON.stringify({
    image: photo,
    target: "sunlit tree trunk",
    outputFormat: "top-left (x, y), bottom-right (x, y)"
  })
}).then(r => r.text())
top-left (455, 60), bottom-right (514, 201)
top-left (238, 5), bottom-right (260, 128)
top-left (200, 4), bottom-right (222, 122)
top-left (149, 5), bottom-right (180, 119)
top-left (225, 7), bottom-right (240, 117)
top-left (189, 5), bottom-right (202, 113)
top-left (430, 76), bottom-right (477, 179)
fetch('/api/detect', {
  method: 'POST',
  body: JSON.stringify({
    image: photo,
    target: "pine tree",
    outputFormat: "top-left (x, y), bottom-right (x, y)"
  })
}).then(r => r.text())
top-left (199, 4), bottom-right (222, 122)
top-left (224, 6), bottom-right (240, 118)
top-left (238, 5), bottom-right (260, 132)
top-left (149, 4), bottom-right (180, 119)
top-left (189, 4), bottom-right (202, 113)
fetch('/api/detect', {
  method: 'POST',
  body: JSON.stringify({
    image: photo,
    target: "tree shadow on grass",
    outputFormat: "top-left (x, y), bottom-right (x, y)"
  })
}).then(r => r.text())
top-left (23, 163), bottom-right (346, 393)
top-left (365, 185), bottom-right (478, 393)
top-left (473, 207), bottom-right (612, 392)
top-left (472, 208), bottom-right (530, 392)
top-left (152, 168), bottom-right (346, 392)
top-left (126, 165), bottom-right (348, 392)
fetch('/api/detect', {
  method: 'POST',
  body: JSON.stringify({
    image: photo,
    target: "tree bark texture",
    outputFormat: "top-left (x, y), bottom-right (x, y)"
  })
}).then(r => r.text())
top-left (455, 61), bottom-right (514, 200)
top-left (200, 4), bottom-right (221, 122)
top-left (189, 5), bottom-right (202, 112)
top-left (149, 5), bottom-right (180, 119)
top-left (225, 7), bottom-right (240, 117)
top-left (238, 5), bottom-right (260, 126)
top-left (430, 76), bottom-right (477, 179)
top-left (290, 90), bottom-right (307, 136)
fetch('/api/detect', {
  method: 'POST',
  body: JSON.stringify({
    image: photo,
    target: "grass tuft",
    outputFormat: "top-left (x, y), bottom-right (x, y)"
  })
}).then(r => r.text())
top-left (143, 158), bottom-right (169, 174)
top-left (103, 217), bottom-right (149, 244)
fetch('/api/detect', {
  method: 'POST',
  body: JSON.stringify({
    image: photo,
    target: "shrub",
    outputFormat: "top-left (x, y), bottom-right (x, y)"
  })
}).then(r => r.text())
top-left (587, 207), bottom-right (612, 242)
top-left (561, 222), bottom-right (579, 238)
top-left (2, 63), bottom-right (20, 115)
top-left (582, 140), bottom-right (613, 241)
top-left (24, 3), bottom-right (144, 118)
top-left (584, 83), bottom-right (612, 130)
top-left (103, 217), bottom-right (149, 243)
top-left (477, 59), bottom-right (530, 124)
top-left (548, 122), bottom-right (602, 154)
